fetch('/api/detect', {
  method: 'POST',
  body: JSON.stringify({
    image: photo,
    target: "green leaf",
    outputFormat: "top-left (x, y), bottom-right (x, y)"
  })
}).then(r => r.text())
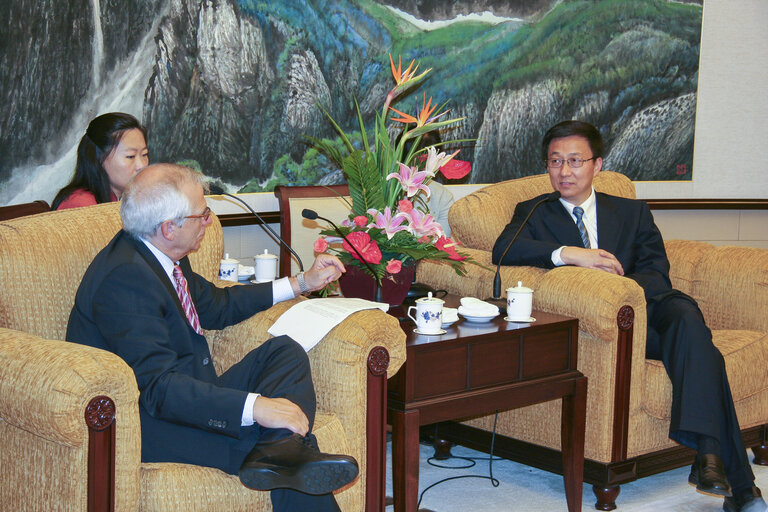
top-left (343, 150), bottom-right (386, 215)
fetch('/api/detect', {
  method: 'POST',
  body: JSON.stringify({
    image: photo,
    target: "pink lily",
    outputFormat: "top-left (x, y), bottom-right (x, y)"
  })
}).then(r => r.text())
top-left (423, 146), bottom-right (461, 177)
top-left (407, 208), bottom-right (445, 238)
top-left (367, 207), bottom-right (412, 240)
top-left (386, 162), bottom-right (431, 199)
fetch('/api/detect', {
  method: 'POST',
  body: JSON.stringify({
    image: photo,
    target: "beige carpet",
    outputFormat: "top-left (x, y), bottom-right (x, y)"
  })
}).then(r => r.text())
top-left (385, 441), bottom-right (768, 511)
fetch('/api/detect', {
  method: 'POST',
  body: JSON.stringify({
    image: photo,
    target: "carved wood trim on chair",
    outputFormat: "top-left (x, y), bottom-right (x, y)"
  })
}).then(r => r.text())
top-left (273, 185), bottom-right (350, 278)
top-left (85, 395), bottom-right (116, 512)
top-left (366, 346), bottom-right (390, 512)
top-left (611, 306), bottom-right (635, 463)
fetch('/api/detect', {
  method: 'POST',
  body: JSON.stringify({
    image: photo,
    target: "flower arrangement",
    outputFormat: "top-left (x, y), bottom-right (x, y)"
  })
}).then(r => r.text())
top-left (308, 55), bottom-right (475, 287)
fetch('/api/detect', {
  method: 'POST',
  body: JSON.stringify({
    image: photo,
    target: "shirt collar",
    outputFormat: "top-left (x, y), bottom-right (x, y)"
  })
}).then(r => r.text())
top-left (558, 187), bottom-right (596, 218)
top-left (140, 237), bottom-right (176, 283)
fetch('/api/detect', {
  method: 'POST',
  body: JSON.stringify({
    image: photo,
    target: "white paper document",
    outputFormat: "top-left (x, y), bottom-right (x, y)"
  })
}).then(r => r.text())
top-left (268, 297), bottom-right (390, 352)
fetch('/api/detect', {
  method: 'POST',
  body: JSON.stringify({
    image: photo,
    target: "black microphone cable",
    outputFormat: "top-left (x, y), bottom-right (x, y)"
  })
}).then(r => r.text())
top-left (415, 412), bottom-right (503, 509)
top-left (302, 208), bottom-right (383, 302)
top-left (491, 191), bottom-right (561, 301)
top-left (207, 184), bottom-right (304, 272)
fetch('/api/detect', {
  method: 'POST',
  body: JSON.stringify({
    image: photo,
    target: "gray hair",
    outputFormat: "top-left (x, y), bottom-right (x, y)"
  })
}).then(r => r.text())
top-left (121, 164), bottom-right (208, 238)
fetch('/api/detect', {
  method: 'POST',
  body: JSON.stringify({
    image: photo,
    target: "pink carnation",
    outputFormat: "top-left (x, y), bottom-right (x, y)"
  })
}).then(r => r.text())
top-left (313, 237), bottom-right (329, 253)
top-left (353, 215), bottom-right (369, 227)
top-left (398, 199), bottom-right (413, 213)
top-left (386, 259), bottom-right (402, 274)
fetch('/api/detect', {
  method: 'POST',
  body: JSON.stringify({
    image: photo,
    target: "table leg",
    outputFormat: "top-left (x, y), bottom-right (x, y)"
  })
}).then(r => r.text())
top-left (391, 408), bottom-right (421, 512)
top-left (561, 376), bottom-right (588, 512)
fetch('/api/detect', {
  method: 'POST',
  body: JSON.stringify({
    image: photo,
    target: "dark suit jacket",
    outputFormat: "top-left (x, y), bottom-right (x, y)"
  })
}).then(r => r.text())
top-left (491, 192), bottom-right (674, 304)
top-left (66, 230), bottom-right (274, 440)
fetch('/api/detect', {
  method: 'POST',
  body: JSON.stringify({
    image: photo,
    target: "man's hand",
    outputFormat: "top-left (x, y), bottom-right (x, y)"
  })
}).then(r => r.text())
top-left (252, 396), bottom-right (309, 436)
top-left (561, 246), bottom-right (625, 275)
top-left (303, 253), bottom-right (346, 291)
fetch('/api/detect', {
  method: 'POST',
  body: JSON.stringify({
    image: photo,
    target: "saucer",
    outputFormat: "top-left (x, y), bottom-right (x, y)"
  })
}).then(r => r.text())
top-left (441, 319), bottom-right (458, 328)
top-left (504, 316), bottom-right (536, 323)
top-left (460, 313), bottom-right (498, 323)
top-left (414, 328), bottom-right (446, 335)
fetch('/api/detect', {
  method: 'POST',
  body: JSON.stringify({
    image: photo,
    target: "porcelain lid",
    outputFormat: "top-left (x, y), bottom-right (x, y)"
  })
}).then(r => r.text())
top-left (506, 281), bottom-right (532, 293)
top-left (415, 291), bottom-right (444, 304)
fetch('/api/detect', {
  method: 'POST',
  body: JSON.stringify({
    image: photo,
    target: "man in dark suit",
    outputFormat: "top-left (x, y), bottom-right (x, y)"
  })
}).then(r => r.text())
top-left (492, 121), bottom-right (765, 512)
top-left (66, 163), bottom-right (357, 511)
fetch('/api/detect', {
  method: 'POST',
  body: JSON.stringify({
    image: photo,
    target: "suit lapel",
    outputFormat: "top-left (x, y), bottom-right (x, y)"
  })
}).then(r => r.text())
top-left (128, 234), bottom-right (188, 319)
top-left (595, 193), bottom-right (622, 253)
top-left (541, 200), bottom-right (585, 248)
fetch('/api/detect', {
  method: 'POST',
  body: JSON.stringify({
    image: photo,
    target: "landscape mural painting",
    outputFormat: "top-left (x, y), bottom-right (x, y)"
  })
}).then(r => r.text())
top-left (0, 0), bottom-right (703, 206)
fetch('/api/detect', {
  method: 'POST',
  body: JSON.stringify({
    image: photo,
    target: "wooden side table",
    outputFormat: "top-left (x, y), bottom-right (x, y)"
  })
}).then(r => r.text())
top-left (387, 299), bottom-right (587, 512)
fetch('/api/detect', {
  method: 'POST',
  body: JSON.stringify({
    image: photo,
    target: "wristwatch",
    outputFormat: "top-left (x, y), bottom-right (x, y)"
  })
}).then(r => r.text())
top-left (296, 272), bottom-right (310, 295)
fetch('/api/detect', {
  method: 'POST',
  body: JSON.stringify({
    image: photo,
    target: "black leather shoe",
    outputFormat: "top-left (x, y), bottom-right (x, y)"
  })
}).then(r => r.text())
top-left (688, 453), bottom-right (732, 497)
top-left (239, 433), bottom-right (359, 495)
top-left (723, 486), bottom-right (768, 512)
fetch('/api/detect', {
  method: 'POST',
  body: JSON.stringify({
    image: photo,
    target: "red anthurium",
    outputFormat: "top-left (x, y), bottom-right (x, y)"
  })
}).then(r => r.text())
top-left (435, 236), bottom-right (467, 261)
top-left (342, 231), bottom-right (383, 265)
top-left (438, 159), bottom-right (472, 179)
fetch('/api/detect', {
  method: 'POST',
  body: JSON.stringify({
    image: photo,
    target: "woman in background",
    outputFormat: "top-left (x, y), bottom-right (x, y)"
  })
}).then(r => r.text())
top-left (53, 112), bottom-right (148, 210)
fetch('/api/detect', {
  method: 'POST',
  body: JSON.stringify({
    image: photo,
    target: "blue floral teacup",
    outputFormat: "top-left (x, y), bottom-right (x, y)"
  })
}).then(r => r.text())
top-left (407, 292), bottom-right (444, 334)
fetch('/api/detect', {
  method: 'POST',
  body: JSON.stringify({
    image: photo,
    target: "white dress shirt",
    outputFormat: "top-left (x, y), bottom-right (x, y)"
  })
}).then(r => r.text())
top-left (141, 238), bottom-right (295, 426)
top-left (551, 188), bottom-right (598, 266)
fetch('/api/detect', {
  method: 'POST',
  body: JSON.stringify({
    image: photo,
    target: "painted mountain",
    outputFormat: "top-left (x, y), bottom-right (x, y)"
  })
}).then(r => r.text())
top-left (0, 0), bottom-right (702, 205)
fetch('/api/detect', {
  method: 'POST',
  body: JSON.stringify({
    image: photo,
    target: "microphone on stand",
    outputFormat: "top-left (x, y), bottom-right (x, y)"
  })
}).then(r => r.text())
top-left (301, 208), bottom-right (383, 303)
top-left (207, 184), bottom-right (304, 272)
top-left (489, 191), bottom-right (561, 302)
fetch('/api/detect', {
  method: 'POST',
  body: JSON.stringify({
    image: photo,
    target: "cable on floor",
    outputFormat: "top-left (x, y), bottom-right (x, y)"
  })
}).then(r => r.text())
top-left (416, 412), bottom-right (502, 509)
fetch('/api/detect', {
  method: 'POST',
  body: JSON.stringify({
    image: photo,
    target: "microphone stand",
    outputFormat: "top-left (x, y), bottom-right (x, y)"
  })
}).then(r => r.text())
top-left (488, 191), bottom-right (561, 303)
top-left (208, 187), bottom-right (304, 272)
top-left (302, 209), bottom-right (383, 303)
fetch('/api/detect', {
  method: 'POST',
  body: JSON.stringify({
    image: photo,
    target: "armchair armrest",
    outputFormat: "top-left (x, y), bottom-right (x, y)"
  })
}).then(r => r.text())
top-left (0, 328), bottom-right (140, 446)
top-left (416, 247), bottom-right (548, 299)
top-left (0, 327), bottom-right (141, 511)
top-left (666, 240), bottom-right (768, 332)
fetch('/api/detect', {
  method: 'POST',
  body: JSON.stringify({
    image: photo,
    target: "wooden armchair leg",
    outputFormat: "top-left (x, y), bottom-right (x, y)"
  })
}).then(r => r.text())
top-left (752, 444), bottom-right (768, 465)
top-left (85, 396), bottom-right (116, 512)
top-left (593, 484), bottom-right (620, 511)
top-left (366, 347), bottom-right (390, 512)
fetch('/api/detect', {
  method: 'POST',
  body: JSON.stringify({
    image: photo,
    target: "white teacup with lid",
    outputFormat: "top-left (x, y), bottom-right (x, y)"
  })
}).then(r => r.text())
top-left (254, 249), bottom-right (278, 283)
top-left (506, 281), bottom-right (534, 322)
top-left (407, 292), bottom-right (445, 335)
top-left (219, 253), bottom-right (239, 282)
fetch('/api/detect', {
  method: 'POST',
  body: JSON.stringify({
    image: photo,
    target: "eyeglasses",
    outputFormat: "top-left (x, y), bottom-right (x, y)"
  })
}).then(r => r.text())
top-left (546, 157), bottom-right (596, 169)
top-left (185, 206), bottom-right (212, 222)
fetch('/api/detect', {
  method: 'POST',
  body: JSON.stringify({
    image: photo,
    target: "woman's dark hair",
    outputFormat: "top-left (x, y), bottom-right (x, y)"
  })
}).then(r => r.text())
top-left (541, 120), bottom-right (605, 162)
top-left (52, 112), bottom-right (147, 209)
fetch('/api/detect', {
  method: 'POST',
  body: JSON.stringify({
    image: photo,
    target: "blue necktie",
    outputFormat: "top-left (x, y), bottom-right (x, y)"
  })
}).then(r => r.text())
top-left (573, 207), bottom-right (591, 249)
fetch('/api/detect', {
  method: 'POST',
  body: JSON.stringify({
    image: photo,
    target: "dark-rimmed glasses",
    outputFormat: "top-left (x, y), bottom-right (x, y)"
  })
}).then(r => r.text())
top-left (546, 157), bottom-right (596, 169)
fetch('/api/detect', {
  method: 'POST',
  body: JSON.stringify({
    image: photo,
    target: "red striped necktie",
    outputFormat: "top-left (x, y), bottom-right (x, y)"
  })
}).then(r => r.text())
top-left (172, 265), bottom-right (202, 335)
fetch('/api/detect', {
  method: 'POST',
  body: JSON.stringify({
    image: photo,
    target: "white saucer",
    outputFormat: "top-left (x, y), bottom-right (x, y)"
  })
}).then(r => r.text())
top-left (441, 320), bottom-right (458, 328)
top-left (414, 328), bottom-right (447, 335)
top-left (460, 313), bottom-right (498, 323)
top-left (504, 316), bottom-right (536, 323)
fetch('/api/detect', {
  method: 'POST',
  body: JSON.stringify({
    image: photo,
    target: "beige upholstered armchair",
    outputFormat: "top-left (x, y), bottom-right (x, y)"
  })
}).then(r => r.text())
top-left (416, 171), bottom-right (768, 509)
top-left (0, 202), bottom-right (405, 511)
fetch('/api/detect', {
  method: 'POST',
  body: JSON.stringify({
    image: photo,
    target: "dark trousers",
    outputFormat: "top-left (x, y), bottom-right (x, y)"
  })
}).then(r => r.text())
top-left (646, 293), bottom-right (754, 491)
top-left (141, 336), bottom-right (340, 512)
